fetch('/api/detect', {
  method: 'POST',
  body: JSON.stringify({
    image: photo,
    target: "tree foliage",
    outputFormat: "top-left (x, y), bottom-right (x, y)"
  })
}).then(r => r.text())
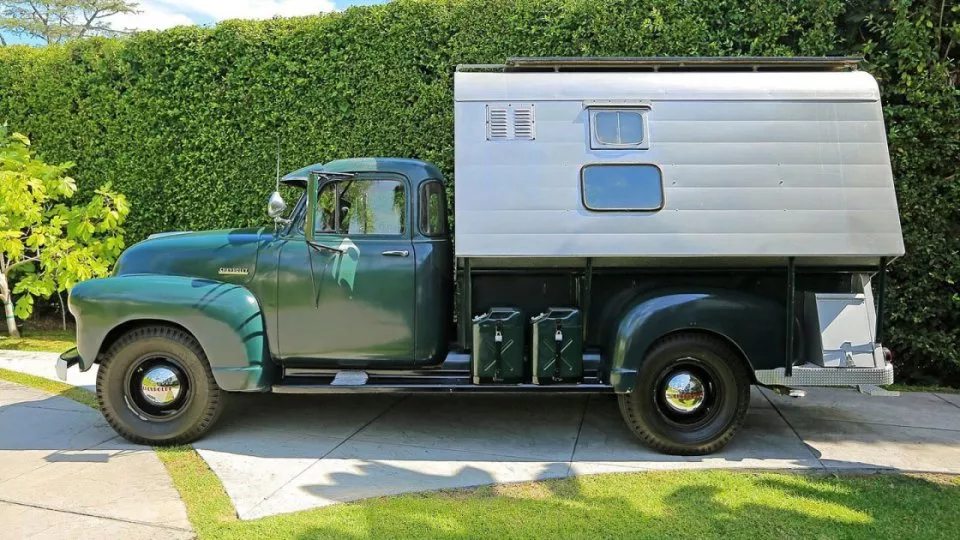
top-left (0, 126), bottom-right (128, 337)
top-left (0, 0), bottom-right (138, 45)
top-left (0, 0), bottom-right (954, 382)
top-left (848, 0), bottom-right (959, 384)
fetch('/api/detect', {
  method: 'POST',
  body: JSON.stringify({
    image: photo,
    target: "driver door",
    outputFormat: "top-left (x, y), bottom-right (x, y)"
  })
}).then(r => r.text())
top-left (276, 175), bottom-right (416, 367)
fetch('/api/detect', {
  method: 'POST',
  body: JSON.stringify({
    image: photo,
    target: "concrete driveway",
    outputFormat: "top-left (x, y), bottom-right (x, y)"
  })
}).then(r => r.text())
top-left (4, 351), bottom-right (960, 522)
top-left (0, 379), bottom-right (192, 539)
top-left (200, 386), bottom-right (960, 520)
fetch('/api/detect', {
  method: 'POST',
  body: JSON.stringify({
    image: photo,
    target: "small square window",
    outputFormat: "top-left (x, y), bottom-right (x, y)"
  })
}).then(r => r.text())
top-left (589, 108), bottom-right (648, 149)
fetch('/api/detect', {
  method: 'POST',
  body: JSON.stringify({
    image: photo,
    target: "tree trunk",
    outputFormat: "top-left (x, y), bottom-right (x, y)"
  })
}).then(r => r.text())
top-left (2, 298), bottom-right (17, 338)
top-left (0, 273), bottom-right (19, 338)
top-left (58, 291), bottom-right (67, 330)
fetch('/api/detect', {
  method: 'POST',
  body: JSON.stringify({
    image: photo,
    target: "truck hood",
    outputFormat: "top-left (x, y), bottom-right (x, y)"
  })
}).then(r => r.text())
top-left (114, 227), bottom-right (268, 285)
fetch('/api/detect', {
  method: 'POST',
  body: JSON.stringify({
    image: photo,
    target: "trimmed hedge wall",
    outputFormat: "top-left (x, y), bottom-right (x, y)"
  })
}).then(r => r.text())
top-left (0, 0), bottom-right (956, 384)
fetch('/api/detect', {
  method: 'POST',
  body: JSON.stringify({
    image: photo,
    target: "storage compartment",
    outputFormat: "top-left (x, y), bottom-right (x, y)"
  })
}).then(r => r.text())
top-left (472, 307), bottom-right (525, 383)
top-left (806, 292), bottom-right (881, 368)
top-left (531, 308), bottom-right (583, 384)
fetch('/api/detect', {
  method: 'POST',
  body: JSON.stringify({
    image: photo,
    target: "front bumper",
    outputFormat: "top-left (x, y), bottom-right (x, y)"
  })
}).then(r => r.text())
top-left (56, 347), bottom-right (82, 381)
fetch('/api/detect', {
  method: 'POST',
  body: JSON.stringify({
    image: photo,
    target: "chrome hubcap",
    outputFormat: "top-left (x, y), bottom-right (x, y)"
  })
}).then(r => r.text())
top-left (140, 366), bottom-right (181, 406)
top-left (663, 371), bottom-right (705, 413)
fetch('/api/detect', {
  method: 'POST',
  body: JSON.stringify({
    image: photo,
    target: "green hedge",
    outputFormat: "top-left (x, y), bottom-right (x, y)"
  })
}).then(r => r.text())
top-left (0, 0), bottom-right (956, 384)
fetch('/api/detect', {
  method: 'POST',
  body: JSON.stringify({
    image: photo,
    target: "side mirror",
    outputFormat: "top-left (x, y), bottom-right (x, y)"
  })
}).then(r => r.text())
top-left (267, 191), bottom-right (287, 219)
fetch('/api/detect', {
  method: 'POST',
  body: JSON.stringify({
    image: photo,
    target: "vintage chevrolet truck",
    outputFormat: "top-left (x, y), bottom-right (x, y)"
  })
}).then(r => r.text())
top-left (57, 57), bottom-right (904, 455)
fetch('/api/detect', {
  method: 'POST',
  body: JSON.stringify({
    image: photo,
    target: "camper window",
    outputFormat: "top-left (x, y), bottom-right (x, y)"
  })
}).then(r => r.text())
top-left (581, 164), bottom-right (663, 211)
top-left (589, 109), bottom-right (648, 149)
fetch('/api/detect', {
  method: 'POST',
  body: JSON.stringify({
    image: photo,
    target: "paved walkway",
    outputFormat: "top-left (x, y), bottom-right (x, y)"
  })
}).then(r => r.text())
top-left (3, 351), bottom-right (960, 522)
top-left (0, 357), bottom-right (192, 539)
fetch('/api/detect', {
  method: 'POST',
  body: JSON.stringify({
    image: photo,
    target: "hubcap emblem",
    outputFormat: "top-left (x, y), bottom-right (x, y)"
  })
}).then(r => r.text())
top-left (140, 366), bottom-right (181, 406)
top-left (663, 371), bottom-right (705, 413)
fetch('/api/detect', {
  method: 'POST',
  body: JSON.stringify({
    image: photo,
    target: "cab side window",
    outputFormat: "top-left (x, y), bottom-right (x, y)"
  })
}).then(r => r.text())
top-left (419, 180), bottom-right (447, 237)
top-left (315, 179), bottom-right (406, 235)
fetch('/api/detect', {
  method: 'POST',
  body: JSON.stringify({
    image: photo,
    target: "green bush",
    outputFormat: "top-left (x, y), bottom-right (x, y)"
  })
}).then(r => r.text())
top-left (0, 0), bottom-right (955, 383)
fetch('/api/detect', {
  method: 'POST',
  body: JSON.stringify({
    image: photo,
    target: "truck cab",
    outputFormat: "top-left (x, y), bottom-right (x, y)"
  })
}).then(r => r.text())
top-left (269, 158), bottom-right (453, 368)
top-left (58, 57), bottom-right (903, 456)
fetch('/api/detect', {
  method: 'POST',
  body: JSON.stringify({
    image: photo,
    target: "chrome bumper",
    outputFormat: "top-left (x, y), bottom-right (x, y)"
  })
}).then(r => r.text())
top-left (56, 347), bottom-right (82, 381)
top-left (754, 362), bottom-right (894, 387)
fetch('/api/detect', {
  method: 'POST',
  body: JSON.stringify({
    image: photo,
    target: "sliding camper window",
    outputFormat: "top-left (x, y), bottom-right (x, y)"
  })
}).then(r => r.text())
top-left (589, 108), bottom-right (649, 150)
top-left (581, 164), bottom-right (663, 211)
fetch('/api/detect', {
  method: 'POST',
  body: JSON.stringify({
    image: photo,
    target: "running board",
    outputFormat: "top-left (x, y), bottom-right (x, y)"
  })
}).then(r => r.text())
top-left (274, 368), bottom-right (611, 394)
top-left (272, 382), bottom-right (614, 394)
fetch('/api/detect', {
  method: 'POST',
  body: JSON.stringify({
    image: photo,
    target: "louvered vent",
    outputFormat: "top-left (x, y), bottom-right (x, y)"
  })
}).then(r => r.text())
top-left (486, 104), bottom-right (535, 141)
top-left (513, 107), bottom-right (535, 140)
top-left (487, 106), bottom-right (509, 140)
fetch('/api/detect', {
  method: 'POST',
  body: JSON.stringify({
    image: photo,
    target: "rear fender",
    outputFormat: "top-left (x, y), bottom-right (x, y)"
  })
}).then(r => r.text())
top-left (607, 288), bottom-right (785, 392)
top-left (69, 275), bottom-right (272, 391)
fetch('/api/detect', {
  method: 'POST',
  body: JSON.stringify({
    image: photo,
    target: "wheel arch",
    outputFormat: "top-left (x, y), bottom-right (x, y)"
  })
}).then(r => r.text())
top-left (645, 328), bottom-right (756, 385)
top-left (70, 275), bottom-right (274, 391)
top-left (98, 319), bottom-right (194, 360)
top-left (607, 288), bottom-right (783, 393)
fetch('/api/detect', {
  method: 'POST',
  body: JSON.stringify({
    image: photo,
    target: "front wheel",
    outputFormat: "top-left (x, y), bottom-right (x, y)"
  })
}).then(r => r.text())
top-left (618, 333), bottom-right (750, 455)
top-left (96, 325), bottom-right (225, 445)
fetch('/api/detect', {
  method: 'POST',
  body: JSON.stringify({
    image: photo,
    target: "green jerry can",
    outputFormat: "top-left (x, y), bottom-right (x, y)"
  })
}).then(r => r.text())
top-left (531, 308), bottom-right (583, 384)
top-left (472, 307), bottom-right (525, 384)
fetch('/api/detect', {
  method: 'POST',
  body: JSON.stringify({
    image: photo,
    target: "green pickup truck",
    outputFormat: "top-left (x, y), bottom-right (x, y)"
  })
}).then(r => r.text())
top-left (57, 57), bottom-right (903, 455)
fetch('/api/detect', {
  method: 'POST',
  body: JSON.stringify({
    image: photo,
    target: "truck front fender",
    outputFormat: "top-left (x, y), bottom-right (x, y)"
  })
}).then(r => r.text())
top-left (69, 275), bottom-right (272, 391)
top-left (608, 288), bottom-right (785, 392)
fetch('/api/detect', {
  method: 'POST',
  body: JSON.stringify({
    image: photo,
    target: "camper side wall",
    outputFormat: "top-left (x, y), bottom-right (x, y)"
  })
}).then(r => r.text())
top-left (453, 71), bottom-right (904, 265)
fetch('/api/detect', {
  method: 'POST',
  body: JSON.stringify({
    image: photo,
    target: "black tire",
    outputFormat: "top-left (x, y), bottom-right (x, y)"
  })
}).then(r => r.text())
top-left (96, 325), bottom-right (225, 445)
top-left (618, 333), bottom-right (750, 456)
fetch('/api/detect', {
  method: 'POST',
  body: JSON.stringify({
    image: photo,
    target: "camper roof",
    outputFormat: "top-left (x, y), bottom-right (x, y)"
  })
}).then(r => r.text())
top-left (458, 56), bottom-right (862, 73)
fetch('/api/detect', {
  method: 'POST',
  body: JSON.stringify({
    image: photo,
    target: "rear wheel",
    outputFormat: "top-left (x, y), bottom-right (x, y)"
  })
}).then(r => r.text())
top-left (96, 325), bottom-right (225, 445)
top-left (618, 333), bottom-right (750, 455)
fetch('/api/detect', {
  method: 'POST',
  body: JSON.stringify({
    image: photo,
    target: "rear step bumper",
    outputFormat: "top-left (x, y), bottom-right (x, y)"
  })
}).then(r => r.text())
top-left (754, 363), bottom-right (893, 386)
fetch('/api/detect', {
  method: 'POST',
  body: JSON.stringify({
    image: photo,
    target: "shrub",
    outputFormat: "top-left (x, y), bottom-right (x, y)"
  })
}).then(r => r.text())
top-left (0, 0), bottom-right (955, 382)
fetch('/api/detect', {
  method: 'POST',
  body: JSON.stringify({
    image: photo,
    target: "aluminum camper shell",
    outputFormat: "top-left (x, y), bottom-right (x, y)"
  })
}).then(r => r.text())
top-left (453, 57), bottom-right (904, 266)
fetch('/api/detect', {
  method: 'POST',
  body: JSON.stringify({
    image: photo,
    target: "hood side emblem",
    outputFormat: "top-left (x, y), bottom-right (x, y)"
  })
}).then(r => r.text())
top-left (218, 267), bottom-right (249, 276)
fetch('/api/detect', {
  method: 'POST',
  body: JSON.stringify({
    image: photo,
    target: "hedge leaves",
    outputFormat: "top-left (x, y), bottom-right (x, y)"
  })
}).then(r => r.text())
top-left (0, 0), bottom-right (956, 383)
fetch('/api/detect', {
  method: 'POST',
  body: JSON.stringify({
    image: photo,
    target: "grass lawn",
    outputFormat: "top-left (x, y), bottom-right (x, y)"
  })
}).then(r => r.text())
top-left (0, 328), bottom-right (75, 353)
top-left (2, 366), bottom-right (960, 539)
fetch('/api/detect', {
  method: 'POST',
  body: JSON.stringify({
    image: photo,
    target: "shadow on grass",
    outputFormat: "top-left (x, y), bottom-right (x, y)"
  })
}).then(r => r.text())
top-left (200, 469), bottom-right (960, 539)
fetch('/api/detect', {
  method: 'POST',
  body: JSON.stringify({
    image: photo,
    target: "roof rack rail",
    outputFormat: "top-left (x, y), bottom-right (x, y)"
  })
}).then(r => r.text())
top-left (456, 56), bottom-right (862, 73)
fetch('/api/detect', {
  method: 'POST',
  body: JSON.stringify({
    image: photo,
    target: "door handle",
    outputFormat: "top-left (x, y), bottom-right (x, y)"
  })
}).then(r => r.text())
top-left (381, 250), bottom-right (409, 257)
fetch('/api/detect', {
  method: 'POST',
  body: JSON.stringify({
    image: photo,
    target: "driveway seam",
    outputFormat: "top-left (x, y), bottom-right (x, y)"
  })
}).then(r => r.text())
top-left (9, 403), bottom-right (94, 414)
top-left (759, 389), bottom-right (827, 470)
top-left (346, 436), bottom-right (566, 463)
top-left (0, 496), bottom-right (193, 533)
top-left (797, 417), bottom-right (960, 433)
top-left (565, 395), bottom-right (592, 476)
top-left (932, 393), bottom-right (960, 410)
top-left (244, 395), bottom-right (409, 517)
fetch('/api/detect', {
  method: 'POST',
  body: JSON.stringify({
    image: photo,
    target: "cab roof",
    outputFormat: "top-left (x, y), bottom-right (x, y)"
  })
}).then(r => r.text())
top-left (280, 157), bottom-right (444, 187)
